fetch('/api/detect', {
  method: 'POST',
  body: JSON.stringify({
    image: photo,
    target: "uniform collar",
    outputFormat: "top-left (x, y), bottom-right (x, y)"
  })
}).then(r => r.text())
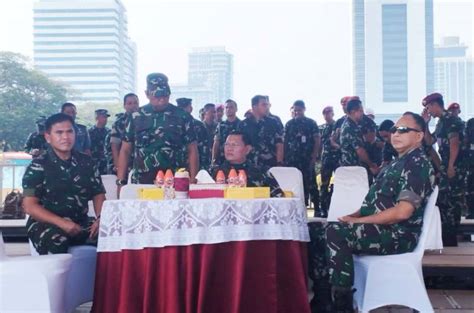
top-left (47, 147), bottom-right (78, 166)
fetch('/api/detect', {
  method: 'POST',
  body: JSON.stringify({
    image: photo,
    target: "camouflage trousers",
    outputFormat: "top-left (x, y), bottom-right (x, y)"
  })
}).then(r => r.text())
top-left (320, 159), bottom-right (338, 215)
top-left (438, 166), bottom-right (467, 245)
top-left (308, 221), bottom-right (416, 288)
top-left (27, 217), bottom-right (96, 255)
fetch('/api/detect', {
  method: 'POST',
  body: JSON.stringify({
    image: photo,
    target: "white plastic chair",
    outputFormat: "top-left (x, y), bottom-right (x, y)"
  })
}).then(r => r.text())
top-left (119, 183), bottom-right (155, 199)
top-left (353, 187), bottom-right (439, 313)
top-left (101, 174), bottom-right (118, 200)
top-left (1, 232), bottom-right (72, 313)
top-left (327, 166), bottom-right (369, 222)
top-left (268, 167), bottom-right (305, 205)
top-left (29, 241), bottom-right (97, 313)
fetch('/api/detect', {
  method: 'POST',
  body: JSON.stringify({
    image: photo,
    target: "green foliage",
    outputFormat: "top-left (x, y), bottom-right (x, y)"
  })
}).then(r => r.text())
top-left (75, 101), bottom-right (124, 129)
top-left (0, 52), bottom-right (68, 151)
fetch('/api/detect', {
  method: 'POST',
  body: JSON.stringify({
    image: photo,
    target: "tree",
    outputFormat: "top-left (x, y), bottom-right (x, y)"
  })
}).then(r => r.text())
top-left (0, 52), bottom-right (69, 151)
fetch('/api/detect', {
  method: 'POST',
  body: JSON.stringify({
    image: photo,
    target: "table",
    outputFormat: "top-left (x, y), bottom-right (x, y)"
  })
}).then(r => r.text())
top-left (92, 198), bottom-right (311, 313)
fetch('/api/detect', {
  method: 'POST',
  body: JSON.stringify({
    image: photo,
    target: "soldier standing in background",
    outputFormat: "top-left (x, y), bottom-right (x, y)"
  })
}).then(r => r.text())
top-left (284, 100), bottom-right (320, 211)
top-left (466, 117), bottom-right (474, 219)
top-left (61, 102), bottom-right (91, 155)
top-left (89, 109), bottom-right (110, 175)
top-left (24, 116), bottom-right (48, 158)
top-left (212, 99), bottom-right (241, 165)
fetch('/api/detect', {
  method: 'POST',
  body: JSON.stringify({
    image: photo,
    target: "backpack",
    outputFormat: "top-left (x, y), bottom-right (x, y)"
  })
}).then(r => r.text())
top-left (1, 189), bottom-right (25, 219)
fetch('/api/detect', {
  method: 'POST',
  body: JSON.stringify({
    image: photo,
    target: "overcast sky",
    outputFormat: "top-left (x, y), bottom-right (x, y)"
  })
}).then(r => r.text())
top-left (0, 0), bottom-right (472, 123)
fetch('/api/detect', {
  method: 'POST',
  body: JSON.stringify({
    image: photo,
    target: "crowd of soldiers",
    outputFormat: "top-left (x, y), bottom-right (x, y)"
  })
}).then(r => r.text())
top-left (23, 73), bottom-right (474, 247)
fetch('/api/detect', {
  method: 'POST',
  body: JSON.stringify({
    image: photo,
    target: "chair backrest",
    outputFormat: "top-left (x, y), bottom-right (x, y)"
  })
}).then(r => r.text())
top-left (101, 174), bottom-right (118, 200)
top-left (413, 186), bottom-right (439, 254)
top-left (268, 167), bottom-right (305, 205)
top-left (0, 232), bottom-right (7, 260)
top-left (119, 184), bottom-right (155, 199)
top-left (327, 166), bottom-right (369, 222)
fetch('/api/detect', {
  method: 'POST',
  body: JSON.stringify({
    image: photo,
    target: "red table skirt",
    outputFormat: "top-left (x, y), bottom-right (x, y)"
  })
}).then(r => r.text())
top-left (92, 240), bottom-right (310, 313)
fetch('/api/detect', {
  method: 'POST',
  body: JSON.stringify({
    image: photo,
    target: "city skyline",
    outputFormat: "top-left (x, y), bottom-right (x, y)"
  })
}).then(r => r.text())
top-left (0, 0), bottom-right (472, 123)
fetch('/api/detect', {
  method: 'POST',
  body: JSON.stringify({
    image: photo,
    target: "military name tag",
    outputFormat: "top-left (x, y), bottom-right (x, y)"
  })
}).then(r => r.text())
top-left (301, 136), bottom-right (306, 143)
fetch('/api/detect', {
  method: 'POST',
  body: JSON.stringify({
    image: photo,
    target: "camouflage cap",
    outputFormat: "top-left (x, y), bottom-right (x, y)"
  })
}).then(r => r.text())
top-left (447, 102), bottom-right (460, 111)
top-left (422, 92), bottom-right (443, 107)
top-left (95, 109), bottom-right (110, 117)
top-left (146, 73), bottom-right (171, 98)
top-left (176, 97), bottom-right (192, 108)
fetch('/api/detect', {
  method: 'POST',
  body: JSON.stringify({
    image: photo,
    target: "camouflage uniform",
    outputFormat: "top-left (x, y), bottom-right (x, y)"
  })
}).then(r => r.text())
top-left (466, 118), bottom-right (474, 218)
top-left (237, 115), bottom-right (284, 170)
top-left (73, 123), bottom-right (91, 153)
top-left (24, 132), bottom-right (48, 158)
top-left (361, 115), bottom-right (383, 166)
top-left (320, 121), bottom-right (340, 215)
top-left (340, 117), bottom-right (365, 166)
top-left (89, 126), bottom-right (110, 175)
top-left (309, 146), bottom-right (434, 294)
top-left (193, 118), bottom-right (212, 170)
top-left (383, 142), bottom-right (398, 164)
top-left (214, 118), bottom-right (241, 165)
top-left (22, 148), bottom-right (105, 255)
top-left (433, 111), bottom-right (467, 245)
top-left (105, 113), bottom-right (132, 175)
top-left (202, 121), bottom-right (217, 169)
top-left (210, 161), bottom-right (284, 198)
top-left (284, 116), bottom-right (320, 209)
top-left (123, 103), bottom-right (196, 183)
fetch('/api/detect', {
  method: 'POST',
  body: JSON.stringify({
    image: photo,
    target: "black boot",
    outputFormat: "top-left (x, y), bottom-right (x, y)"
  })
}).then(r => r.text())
top-left (331, 286), bottom-right (355, 313)
top-left (310, 281), bottom-right (333, 313)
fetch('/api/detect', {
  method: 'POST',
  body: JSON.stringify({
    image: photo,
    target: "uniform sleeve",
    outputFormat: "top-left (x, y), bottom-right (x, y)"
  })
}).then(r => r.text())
top-left (311, 120), bottom-right (320, 138)
top-left (397, 158), bottom-right (434, 209)
top-left (84, 127), bottom-right (92, 150)
top-left (182, 113), bottom-right (197, 145)
top-left (24, 133), bottom-right (33, 153)
top-left (89, 162), bottom-right (106, 197)
top-left (447, 117), bottom-right (463, 139)
top-left (22, 160), bottom-right (45, 197)
top-left (350, 127), bottom-right (364, 150)
top-left (214, 123), bottom-right (222, 142)
top-left (123, 114), bottom-right (136, 143)
top-left (274, 120), bottom-right (284, 144)
top-left (265, 171), bottom-right (284, 198)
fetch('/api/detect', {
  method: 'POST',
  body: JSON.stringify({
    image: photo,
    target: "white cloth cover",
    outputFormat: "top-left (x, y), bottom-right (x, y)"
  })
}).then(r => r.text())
top-left (97, 198), bottom-right (309, 252)
top-left (268, 167), bottom-right (305, 205)
top-left (327, 166), bottom-right (369, 222)
top-left (119, 184), bottom-right (154, 199)
top-left (353, 187), bottom-right (439, 313)
top-left (101, 174), bottom-right (118, 200)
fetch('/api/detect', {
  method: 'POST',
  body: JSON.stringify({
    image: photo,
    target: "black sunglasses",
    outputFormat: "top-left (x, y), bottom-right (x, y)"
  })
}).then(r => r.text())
top-left (390, 126), bottom-right (422, 134)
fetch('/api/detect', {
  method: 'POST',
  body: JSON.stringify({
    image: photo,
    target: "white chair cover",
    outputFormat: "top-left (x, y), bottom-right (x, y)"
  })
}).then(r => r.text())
top-left (268, 167), bottom-right (305, 205)
top-left (119, 183), bottom-right (155, 199)
top-left (101, 174), bottom-right (118, 200)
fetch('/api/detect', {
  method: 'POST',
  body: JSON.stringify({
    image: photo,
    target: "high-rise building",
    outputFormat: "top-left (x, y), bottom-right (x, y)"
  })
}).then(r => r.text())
top-left (171, 47), bottom-right (233, 108)
top-left (352, 0), bottom-right (434, 123)
top-left (33, 0), bottom-right (136, 104)
top-left (434, 36), bottom-right (474, 120)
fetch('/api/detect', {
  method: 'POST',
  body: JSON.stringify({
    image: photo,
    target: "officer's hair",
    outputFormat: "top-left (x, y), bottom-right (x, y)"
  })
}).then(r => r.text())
top-left (60, 102), bottom-right (76, 113)
top-left (379, 119), bottom-right (395, 132)
top-left (402, 112), bottom-right (426, 132)
top-left (225, 99), bottom-right (237, 108)
top-left (251, 95), bottom-right (267, 107)
top-left (123, 93), bottom-right (138, 104)
top-left (203, 103), bottom-right (215, 112)
top-left (228, 131), bottom-right (252, 146)
top-left (346, 99), bottom-right (362, 113)
top-left (293, 100), bottom-right (305, 108)
top-left (45, 113), bottom-right (74, 132)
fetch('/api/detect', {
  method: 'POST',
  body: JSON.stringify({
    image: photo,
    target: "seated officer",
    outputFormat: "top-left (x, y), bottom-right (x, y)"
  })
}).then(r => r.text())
top-left (210, 131), bottom-right (284, 198)
top-left (22, 113), bottom-right (106, 255)
top-left (309, 112), bottom-right (435, 312)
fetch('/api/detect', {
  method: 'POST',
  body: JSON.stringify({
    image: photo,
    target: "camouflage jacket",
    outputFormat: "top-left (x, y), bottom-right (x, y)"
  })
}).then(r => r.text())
top-left (123, 103), bottom-right (196, 174)
top-left (193, 119), bottom-right (212, 170)
top-left (237, 115), bottom-right (284, 169)
top-left (360, 146), bottom-right (435, 239)
top-left (22, 148), bottom-right (105, 223)
top-left (466, 118), bottom-right (474, 164)
top-left (105, 113), bottom-right (132, 173)
top-left (340, 117), bottom-right (364, 166)
top-left (320, 121), bottom-right (340, 165)
top-left (214, 118), bottom-right (241, 164)
top-left (24, 131), bottom-right (48, 157)
top-left (284, 116), bottom-right (319, 165)
top-left (73, 123), bottom-right (91, 153)
top-left (433, 111), bottom-right (465, 166)
top-left (333, 115), bottom-right (347, 145)
top-left (210, 161), bottom-right (284, 198)
top-left (88, 126), bottom-right (110, 161)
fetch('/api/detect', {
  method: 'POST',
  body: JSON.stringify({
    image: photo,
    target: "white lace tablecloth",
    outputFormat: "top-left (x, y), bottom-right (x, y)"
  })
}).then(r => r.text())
top-left (97, 198), bottom-right (310, 252)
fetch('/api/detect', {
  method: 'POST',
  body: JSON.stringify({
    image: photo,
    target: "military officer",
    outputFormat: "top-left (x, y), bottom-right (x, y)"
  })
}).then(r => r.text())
top-left (309, 112), bottom-right (435, 312)
top-left (423, 93), bottom-right (466, 246)
top-left (176, 97), bottom-right (210, 170)
top-left (237, 95), bottom-right (284, 170)
top-left (24, 116), bottom-right (48, 158)
top-left (210, 131), bottom-right (284, 197)
top-left (89, 109), bottom-right (110, 175)
top-left (212, 99), bottom-right (241, 165)
top-left (61, 102), bottom-right (91, 155)
top-left (22, 113), bottom-right (105, 255)
top-left (465, 117), bottom-right (474, 219)
top-left (116, 73), bottom-right (198, 185)
top-left (284, 100), bottom-right (320, 210)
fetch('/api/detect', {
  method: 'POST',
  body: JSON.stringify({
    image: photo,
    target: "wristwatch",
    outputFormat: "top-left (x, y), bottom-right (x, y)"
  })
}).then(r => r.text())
top-left (116, 179), bottom-right (127, 186)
